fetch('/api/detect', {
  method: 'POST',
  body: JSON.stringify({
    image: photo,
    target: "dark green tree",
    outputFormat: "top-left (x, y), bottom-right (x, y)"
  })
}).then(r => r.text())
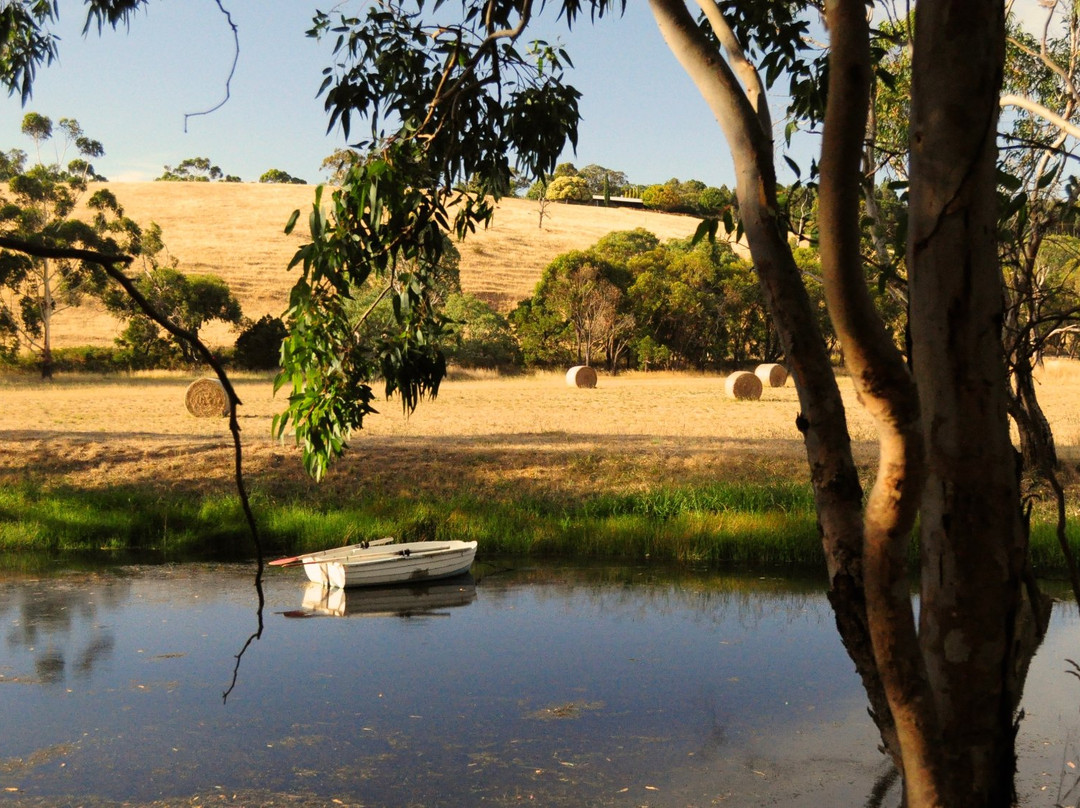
top-left (627, 237), bottom-right (767, 369)
top-left (577, 164), bottom-right (628, 196)
top-left (442, 293), bottom-right (521, 370)
top-left (103, 224), bottom-right (243, 367)
top-left (234, 315), bottom-right (288, 371)
top-left (507, 296), bottom-right (574, 367)
top-left (698, 185), bottom-right (734, 215)
top-left (530, 249), bottom-right (629, 366)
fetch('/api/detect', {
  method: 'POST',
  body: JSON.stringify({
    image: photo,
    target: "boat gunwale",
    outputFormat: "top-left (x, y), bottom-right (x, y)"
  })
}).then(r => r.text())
top-left (299, 540), bottom-right (475, 565)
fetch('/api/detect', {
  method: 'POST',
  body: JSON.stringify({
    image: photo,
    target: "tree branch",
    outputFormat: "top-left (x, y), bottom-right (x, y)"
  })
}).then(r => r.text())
top-left (418, 1), bottom-right (534, 135)
top-left (0, 235), bottom-right (264, 701)
top-left (694, 0), bottom-right (772, 138)
top-left (183, 0), bottom-right (240, 133)
top-left (1001, 93), bottom-right (1080, 139)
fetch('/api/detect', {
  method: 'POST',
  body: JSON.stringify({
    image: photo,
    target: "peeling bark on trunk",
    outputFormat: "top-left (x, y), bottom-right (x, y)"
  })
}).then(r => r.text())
top-left (642, 0), bottom-right (1053, 803)
top-left (647, 0), bottom-right (901, 769)
top-left (818, 4), bottom-right (944, 804)
top-left (908, 1), bottom-right (1048, 804)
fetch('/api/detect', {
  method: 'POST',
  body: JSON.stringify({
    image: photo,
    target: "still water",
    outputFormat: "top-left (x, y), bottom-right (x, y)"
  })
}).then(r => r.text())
top-left (1, 561), bottom-right (1079, 807)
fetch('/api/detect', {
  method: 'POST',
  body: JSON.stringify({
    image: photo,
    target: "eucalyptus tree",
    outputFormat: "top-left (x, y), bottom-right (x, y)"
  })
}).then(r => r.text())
top-left (101, 224), bottom-right (245, 368)
top-left (319, 148), bottom-right (361, 184)
top-left (286, 1), bottom-right (1043, 804)
top-left (528, 248), bottom-right (630, 368)
top-left (577, 163), bottom-right (628, 196)
top-left (997, 5), bottom-right (1080, 474)
top-left (866, 5), bottom-right (1080, 482)
top-left (626, 236), bottom-right (768, 368)
top-left (0, 113), bottom-right (125, 377)
top-left (259, 168), bottom-right (307, 184)
top-left (0, 0), bottom-right (1057, 804)
top-left (157, 156), bottom-right (241, 182)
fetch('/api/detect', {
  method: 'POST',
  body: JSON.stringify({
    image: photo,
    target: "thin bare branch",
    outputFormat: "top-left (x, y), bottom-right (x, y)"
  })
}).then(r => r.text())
top-left (184, 1), bottom-right (240, 132)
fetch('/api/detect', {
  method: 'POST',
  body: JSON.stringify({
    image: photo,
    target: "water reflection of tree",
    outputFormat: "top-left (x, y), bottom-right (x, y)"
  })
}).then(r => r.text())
top-left (3, 578), bottom-right (127, 685)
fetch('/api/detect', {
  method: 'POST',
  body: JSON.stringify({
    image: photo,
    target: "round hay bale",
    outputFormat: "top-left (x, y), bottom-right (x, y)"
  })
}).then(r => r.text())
top-left (725, 370), bottom-right (763, 401)
top-left (565, 365), bottom-right (598, 388)
top-left (755, 362), bottom-right (789, 388)
top-left (185, 377), bottom-right (229, 418)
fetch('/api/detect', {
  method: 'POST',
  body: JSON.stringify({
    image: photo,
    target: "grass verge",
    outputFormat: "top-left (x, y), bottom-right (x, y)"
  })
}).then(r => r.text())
top-left (0, 477), bottom-right (824, 567)
top-left (4, 477), bottom-right (1080, 578)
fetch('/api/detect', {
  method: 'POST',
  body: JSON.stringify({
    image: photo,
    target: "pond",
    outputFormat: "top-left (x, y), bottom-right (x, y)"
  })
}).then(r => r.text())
top-left (1, 561), bottom-right (1079, 807)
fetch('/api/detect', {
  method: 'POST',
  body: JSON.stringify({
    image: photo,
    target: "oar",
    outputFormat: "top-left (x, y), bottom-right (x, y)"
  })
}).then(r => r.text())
top-left (269, 537), bottom-right (395, 567)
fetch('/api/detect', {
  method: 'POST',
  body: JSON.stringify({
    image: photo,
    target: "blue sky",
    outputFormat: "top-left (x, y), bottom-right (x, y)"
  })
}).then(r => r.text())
top-left (0, 1), bottom-right (759, 187)
top-left (0, 1), bottom-right (1050, 188)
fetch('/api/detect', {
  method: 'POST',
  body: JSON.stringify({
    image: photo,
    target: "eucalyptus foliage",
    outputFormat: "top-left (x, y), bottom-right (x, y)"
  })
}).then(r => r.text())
top-left (273, 0), bottom-right (609, 478)
top-left (1, 0), bottom-right (149, 103)
top-left (0, 113), bottom-right (136, 375)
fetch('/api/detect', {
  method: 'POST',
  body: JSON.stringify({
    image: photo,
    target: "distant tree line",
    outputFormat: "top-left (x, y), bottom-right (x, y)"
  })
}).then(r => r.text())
top-left (524, 162), bottom-right (737, 217)
top-left (7, 129), bottom-right (1079, 387)
top-left (156, 157), bottom-right (308, 185)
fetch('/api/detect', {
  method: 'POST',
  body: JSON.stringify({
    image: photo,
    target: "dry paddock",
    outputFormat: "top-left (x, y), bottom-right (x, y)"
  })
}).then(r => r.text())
top-left (2, 365), bottom-right (1080, 502)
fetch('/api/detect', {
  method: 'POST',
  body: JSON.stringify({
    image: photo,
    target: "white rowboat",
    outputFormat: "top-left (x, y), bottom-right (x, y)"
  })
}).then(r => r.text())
top-left (274, 540), bottom-right (478, 589)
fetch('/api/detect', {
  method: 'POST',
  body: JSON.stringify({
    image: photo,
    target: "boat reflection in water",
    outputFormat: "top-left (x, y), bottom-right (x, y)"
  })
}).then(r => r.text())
top-left (285, 575), bottom-right (477, 618)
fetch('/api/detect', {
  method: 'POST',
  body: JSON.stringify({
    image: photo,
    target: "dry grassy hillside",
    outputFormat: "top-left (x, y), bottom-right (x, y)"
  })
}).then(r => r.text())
top-left (56, 182), bottom-right (705, 349)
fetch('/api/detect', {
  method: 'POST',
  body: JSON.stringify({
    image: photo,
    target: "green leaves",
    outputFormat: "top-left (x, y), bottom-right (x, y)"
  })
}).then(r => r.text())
top-left (276, 142), bottom-right (460, 480)
top-left (1, 3), bottom-right (59, 103)
top-left (277, 1), bottom-right (613, 478)
top-left (0, 113), bottom-right (135, 375)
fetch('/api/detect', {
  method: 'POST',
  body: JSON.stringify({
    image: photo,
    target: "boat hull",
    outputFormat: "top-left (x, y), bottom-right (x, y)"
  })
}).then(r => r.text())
top-left (299, 541), bottom-right (478, 589)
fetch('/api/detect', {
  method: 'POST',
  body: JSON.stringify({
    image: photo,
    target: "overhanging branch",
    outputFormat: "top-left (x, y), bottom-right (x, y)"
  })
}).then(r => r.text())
top-left (1001, 93), bottom-right (1080, 140)
top-left (0, 234), bottom-right (264, 701)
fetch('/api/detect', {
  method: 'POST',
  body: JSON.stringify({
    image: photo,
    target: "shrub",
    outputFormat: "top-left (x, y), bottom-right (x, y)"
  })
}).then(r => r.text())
top-left (114, 317), bottom-right (184, 370)
top-left (0, 346), bottom-right (124, 373)
top-left (545, 176), bottom-right (591, 203)
top-left (234, 315), bottom-right (287, 370)
top-left (442, 294), bottom-right (521, 370)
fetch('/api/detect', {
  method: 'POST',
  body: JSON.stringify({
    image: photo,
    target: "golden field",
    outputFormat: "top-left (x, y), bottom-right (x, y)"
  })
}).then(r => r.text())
top-left (0, 369), bottom-right (824, 501)
top-left (56, 182), bottom-right (708, 350)
top-left (4, 360), bottom-right (1080, 512)
top-left (9, 182), bottom-right (1080, 523)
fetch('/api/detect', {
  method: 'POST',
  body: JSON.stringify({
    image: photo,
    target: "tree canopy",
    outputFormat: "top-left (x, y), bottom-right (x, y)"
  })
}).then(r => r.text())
top-left (0, 112), bottom-right (135, 376)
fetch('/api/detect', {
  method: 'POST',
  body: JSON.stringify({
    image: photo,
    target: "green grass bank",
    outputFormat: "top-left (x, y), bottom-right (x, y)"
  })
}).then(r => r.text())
top-left (2, 478), bottom-right (1079, 578)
